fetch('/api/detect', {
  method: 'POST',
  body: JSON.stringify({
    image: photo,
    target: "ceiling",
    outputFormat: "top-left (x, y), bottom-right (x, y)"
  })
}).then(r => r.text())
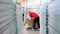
top-left (24, 0), bottom-right (40, 8)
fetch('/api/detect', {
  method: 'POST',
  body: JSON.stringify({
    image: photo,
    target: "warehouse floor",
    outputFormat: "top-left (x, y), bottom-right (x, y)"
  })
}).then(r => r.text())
top-left (23, 26), bottom-right (40, 34)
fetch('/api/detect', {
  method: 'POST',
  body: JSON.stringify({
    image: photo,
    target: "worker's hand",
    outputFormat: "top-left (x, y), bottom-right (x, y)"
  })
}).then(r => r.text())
top-left (31, 18), bottom-right (34, 19)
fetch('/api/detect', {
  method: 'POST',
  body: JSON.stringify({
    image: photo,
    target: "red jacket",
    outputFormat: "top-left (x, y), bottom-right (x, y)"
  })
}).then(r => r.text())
top-left (29, 12), bottom-right (39, 19)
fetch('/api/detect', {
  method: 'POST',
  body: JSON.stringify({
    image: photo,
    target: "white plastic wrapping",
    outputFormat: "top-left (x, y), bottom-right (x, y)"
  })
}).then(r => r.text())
top-left (40, 0), bottom-right (60, 34)
top-left (16, 4), bottom-right (24, 34)
top-left (40, 0), bottom-right (49, 33)
top-left (0, 0), bottom-right (17, 34)
top-left (40, 4), bottom-right (47, 34)
top-left (48, 0), bottom-right (60, 34)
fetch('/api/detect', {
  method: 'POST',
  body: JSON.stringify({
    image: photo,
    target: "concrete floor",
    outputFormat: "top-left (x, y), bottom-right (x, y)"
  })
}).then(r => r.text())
top-left (23, 29), bottom-right (40, 34)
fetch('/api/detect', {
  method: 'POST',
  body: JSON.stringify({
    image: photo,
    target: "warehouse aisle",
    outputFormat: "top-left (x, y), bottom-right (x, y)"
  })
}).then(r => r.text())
top-left (23, 25), bottom-right (40, 34)
top-left (24, 29), bottom-right (40, 34)
top-left (25, 30), bottom-right (40, 34)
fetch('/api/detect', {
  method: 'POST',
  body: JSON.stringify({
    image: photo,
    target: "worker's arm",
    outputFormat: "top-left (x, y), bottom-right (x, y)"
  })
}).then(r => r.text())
top-left (30, 17), bottom-right (34, 20)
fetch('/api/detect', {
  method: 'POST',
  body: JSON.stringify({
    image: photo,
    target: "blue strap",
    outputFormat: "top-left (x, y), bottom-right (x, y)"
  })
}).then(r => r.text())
top-left (46, 6), bottom-right (49, 34)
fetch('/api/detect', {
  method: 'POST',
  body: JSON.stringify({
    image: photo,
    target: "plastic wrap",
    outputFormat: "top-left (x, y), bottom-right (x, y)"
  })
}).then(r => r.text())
top-left (40, 0), bottom-right (60, 34)
top-left (0, 0), bottom-right (17, 34)
top-left (48, 0), bottom-right (60, 34)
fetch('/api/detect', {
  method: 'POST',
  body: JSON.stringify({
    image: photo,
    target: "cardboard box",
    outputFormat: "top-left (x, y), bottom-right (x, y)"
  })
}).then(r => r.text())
top-left (26, 18), bottom-right (33, 28)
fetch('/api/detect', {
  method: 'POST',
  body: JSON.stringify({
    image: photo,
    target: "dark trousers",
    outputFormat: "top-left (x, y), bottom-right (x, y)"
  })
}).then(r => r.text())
top-left (33, 17), bottom-right (40, 29)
